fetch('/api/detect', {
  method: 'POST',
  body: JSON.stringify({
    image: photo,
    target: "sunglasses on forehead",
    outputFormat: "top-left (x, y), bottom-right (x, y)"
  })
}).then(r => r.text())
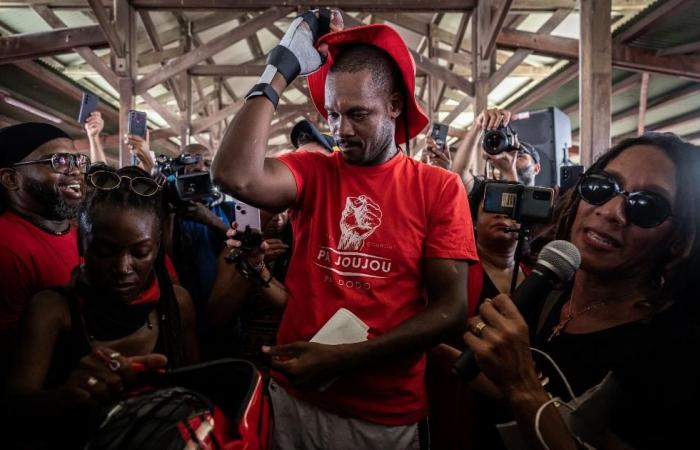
top-left (577, 171), bottom-right (673, 228)
top-left (13, 153), bottom-right (91, 174)
top-left (88, 170), bottom-right (163, 197)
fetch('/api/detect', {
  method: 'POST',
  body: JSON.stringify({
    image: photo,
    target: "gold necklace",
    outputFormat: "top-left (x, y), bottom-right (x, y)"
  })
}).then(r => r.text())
top-left (547, 296), bottom-right (607, 342)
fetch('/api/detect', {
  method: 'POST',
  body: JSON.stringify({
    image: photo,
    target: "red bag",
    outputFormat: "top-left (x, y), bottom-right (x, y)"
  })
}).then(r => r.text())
top-left (87, 359), bottom-right (271, 450)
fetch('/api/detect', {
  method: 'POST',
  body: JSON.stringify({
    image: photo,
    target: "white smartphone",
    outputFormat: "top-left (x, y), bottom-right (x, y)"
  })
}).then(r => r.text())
top-left (233, 199), bottom-right (262, 232)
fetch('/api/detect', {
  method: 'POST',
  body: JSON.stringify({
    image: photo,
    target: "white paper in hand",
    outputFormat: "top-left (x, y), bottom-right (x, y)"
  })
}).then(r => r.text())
top-left (310, 308), bottom-right (369, 345)
top-left (310, 308), bottom-right (369, 392)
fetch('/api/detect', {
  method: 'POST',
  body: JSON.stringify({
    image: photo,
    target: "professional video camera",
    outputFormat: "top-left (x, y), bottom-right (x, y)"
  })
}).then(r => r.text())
top-left (481, 124), bottom-right (518, 155)
top-left (153, 154), bottom-right (221, 206)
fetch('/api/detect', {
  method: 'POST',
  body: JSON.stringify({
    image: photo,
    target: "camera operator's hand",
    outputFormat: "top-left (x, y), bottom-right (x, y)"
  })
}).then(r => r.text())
top-left (180, 201), bottom-right (228, 233)
top-left (424, 135), bottom-right (452, 170)
top-left (225, 225), bottom-right (289, 267)
top-left (482, 147), bottom-right (519, 182)
top-left (261, 238), bottom-right (289, 263)
top-left (126, 131), bottom-right (154, 174)
top-left (476, 108), bottom-right (520, 182)
top-left (476, 108), bottom-right (513, 131)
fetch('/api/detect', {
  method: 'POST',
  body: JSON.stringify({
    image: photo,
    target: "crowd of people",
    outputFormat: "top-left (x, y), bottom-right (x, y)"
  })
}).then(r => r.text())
top-left (1, 7), bottom-right (699, 450)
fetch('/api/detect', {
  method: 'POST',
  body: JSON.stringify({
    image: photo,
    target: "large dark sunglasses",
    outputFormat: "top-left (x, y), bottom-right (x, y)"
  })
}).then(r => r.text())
top-left (13, 153), bottom-right (90, 174)
top-left (88, 170), bottom-right (163, 197)
top-left (577, 171), bottom-right (673, 228)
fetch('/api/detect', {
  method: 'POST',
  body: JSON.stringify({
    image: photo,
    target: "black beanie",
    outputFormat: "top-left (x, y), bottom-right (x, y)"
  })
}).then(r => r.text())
top-left (0, 122), bottom-right (70, 168)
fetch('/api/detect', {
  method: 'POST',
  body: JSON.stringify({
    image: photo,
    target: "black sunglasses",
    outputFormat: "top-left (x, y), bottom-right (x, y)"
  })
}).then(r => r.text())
top-left (87, 170), bottom-right (163, 197)
top-left (13, 153), bottom-right (91, 174)
top-left (577, 171), bottom-right (673, 228)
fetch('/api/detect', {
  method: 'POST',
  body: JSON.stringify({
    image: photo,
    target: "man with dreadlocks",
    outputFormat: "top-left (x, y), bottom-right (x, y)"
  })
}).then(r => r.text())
top-left (213, 10), bottom-right (477, 449)
top-left (4, 165), bottom-right (198, 448)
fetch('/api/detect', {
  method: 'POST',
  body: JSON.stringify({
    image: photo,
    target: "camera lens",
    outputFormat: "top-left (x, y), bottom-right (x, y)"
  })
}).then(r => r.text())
top-left (482, 130), bottom-right (506, 155)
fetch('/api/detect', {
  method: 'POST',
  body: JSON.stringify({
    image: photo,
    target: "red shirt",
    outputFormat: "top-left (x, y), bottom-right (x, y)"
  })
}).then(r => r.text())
top-left (0, 212), bottom-right (79, 331)
top-left (275, 151), bottom-right (478, 425)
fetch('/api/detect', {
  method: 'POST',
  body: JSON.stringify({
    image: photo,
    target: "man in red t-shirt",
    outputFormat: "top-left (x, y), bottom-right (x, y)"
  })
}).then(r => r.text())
top-left (0, 123), bottom-right (87, 340)
top-left (213, 11), bottom-right (477, 449)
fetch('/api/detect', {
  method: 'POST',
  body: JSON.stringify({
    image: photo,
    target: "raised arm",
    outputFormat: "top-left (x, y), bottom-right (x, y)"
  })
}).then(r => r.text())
top-left (452, 121), bottom-right (480, 180)
top-left (212, 10), bottom-right (342, 212)
top-left (452, 108), bottom-right (521, 190)
top-left (85, 111), bottom-right (107, 163)
top-left (211, 73), bottom-right (297, 212)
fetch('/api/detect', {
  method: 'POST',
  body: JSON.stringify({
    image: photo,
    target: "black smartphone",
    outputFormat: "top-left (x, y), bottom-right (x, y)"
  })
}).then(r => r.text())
top-left (78, 92), bottom-right (99, 124)
top-left (483, 182), bottom-right (554, 224)
top-left (127, 110), bottom-right (148, 139)
top-left (431, 123), bottom-right (449, 148)
top-left (560, 165), bottom-right (585, 193)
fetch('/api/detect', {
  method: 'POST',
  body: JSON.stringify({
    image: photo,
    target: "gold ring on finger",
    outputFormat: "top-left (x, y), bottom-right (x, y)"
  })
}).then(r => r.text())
top-left (473, 321), bottom-right (487, 337)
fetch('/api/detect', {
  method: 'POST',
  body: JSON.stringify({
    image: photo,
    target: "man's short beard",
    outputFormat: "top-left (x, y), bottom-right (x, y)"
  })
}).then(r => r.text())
top-left (517, 165), bottom-right (537, 186)
top-left (23, 178), bottom-right (80, 220)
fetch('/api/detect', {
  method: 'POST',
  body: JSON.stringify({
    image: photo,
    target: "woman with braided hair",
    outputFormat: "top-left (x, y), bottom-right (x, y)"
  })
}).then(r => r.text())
top-left (4, 165), bottom-right (198, 448)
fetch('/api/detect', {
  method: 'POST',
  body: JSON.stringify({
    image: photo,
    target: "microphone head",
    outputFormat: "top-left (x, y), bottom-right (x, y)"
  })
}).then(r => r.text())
top-left (537, 240), bottom-right (581, 282)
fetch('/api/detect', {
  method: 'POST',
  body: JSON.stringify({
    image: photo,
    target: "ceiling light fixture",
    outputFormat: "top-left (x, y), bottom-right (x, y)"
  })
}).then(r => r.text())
top-left (3, 96), bottom-right (63, 124)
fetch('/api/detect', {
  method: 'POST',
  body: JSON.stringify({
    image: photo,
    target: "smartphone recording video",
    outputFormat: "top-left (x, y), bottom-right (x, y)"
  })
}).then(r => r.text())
top-left (78, 92), bottom-right (99, 124)
top-left (431, 123), bottom-right (449, 148)
top-left (127, 110), bottom-right (148, 139)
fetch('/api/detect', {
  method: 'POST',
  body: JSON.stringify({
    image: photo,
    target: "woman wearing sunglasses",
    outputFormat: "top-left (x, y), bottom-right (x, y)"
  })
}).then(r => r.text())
top-left (462, 133), bottom-right (700, 450)
top-left (5, 166), bottom-right (198, 447)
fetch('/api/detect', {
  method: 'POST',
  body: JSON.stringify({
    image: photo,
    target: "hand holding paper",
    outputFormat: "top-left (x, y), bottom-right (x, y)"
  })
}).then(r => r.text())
top-left (265, 308), bottom-right (369, 390)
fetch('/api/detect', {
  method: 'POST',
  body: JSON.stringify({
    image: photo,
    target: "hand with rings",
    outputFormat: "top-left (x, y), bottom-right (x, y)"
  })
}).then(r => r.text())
top-left (103, 351), bottom-right (122, 372)
top-left (62, 347), bottom-right (168, 403)
top-left (473, 320), bottom-right (487, 338)
top-left (464, 295), bottom-right (539, 393)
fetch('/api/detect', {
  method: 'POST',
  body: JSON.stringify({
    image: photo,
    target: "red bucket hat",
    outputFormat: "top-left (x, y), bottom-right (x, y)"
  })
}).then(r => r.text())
top-left (307, 24), bottom-right (429, 145)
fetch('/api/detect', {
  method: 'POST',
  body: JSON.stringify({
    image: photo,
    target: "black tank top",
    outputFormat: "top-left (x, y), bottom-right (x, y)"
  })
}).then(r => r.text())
top-left (44, 286), bottom-right (167, 389)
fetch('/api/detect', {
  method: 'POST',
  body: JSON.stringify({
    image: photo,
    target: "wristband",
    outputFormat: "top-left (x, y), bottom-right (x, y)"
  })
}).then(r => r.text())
top-left (245, 83), bottom-right (280, 108)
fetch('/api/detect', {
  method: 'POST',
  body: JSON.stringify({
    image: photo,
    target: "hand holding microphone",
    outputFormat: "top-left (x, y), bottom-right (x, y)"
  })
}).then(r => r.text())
top-left (453, 240), bottom-right (581, 380)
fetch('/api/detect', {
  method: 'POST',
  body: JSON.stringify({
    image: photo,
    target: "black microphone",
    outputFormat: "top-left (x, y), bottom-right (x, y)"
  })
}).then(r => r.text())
top-left (452, 240), bottom-right (581, 380)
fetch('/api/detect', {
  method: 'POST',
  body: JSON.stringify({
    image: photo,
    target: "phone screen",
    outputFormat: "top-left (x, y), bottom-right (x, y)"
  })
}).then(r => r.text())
top-left (431, 123), bottom-right (449, 147)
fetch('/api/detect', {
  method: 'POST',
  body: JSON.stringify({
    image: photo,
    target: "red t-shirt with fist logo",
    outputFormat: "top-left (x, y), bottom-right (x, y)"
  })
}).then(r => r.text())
top-left (275, 150), bottom-right (477, 425)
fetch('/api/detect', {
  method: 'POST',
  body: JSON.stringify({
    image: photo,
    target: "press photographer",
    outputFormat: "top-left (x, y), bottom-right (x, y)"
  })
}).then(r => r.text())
top-left (446, 108), bottom-right (542, 201)
top-left (167, 144), bottom-right (236, 343)
top-left (153, 152), bottom-right (221, 210)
